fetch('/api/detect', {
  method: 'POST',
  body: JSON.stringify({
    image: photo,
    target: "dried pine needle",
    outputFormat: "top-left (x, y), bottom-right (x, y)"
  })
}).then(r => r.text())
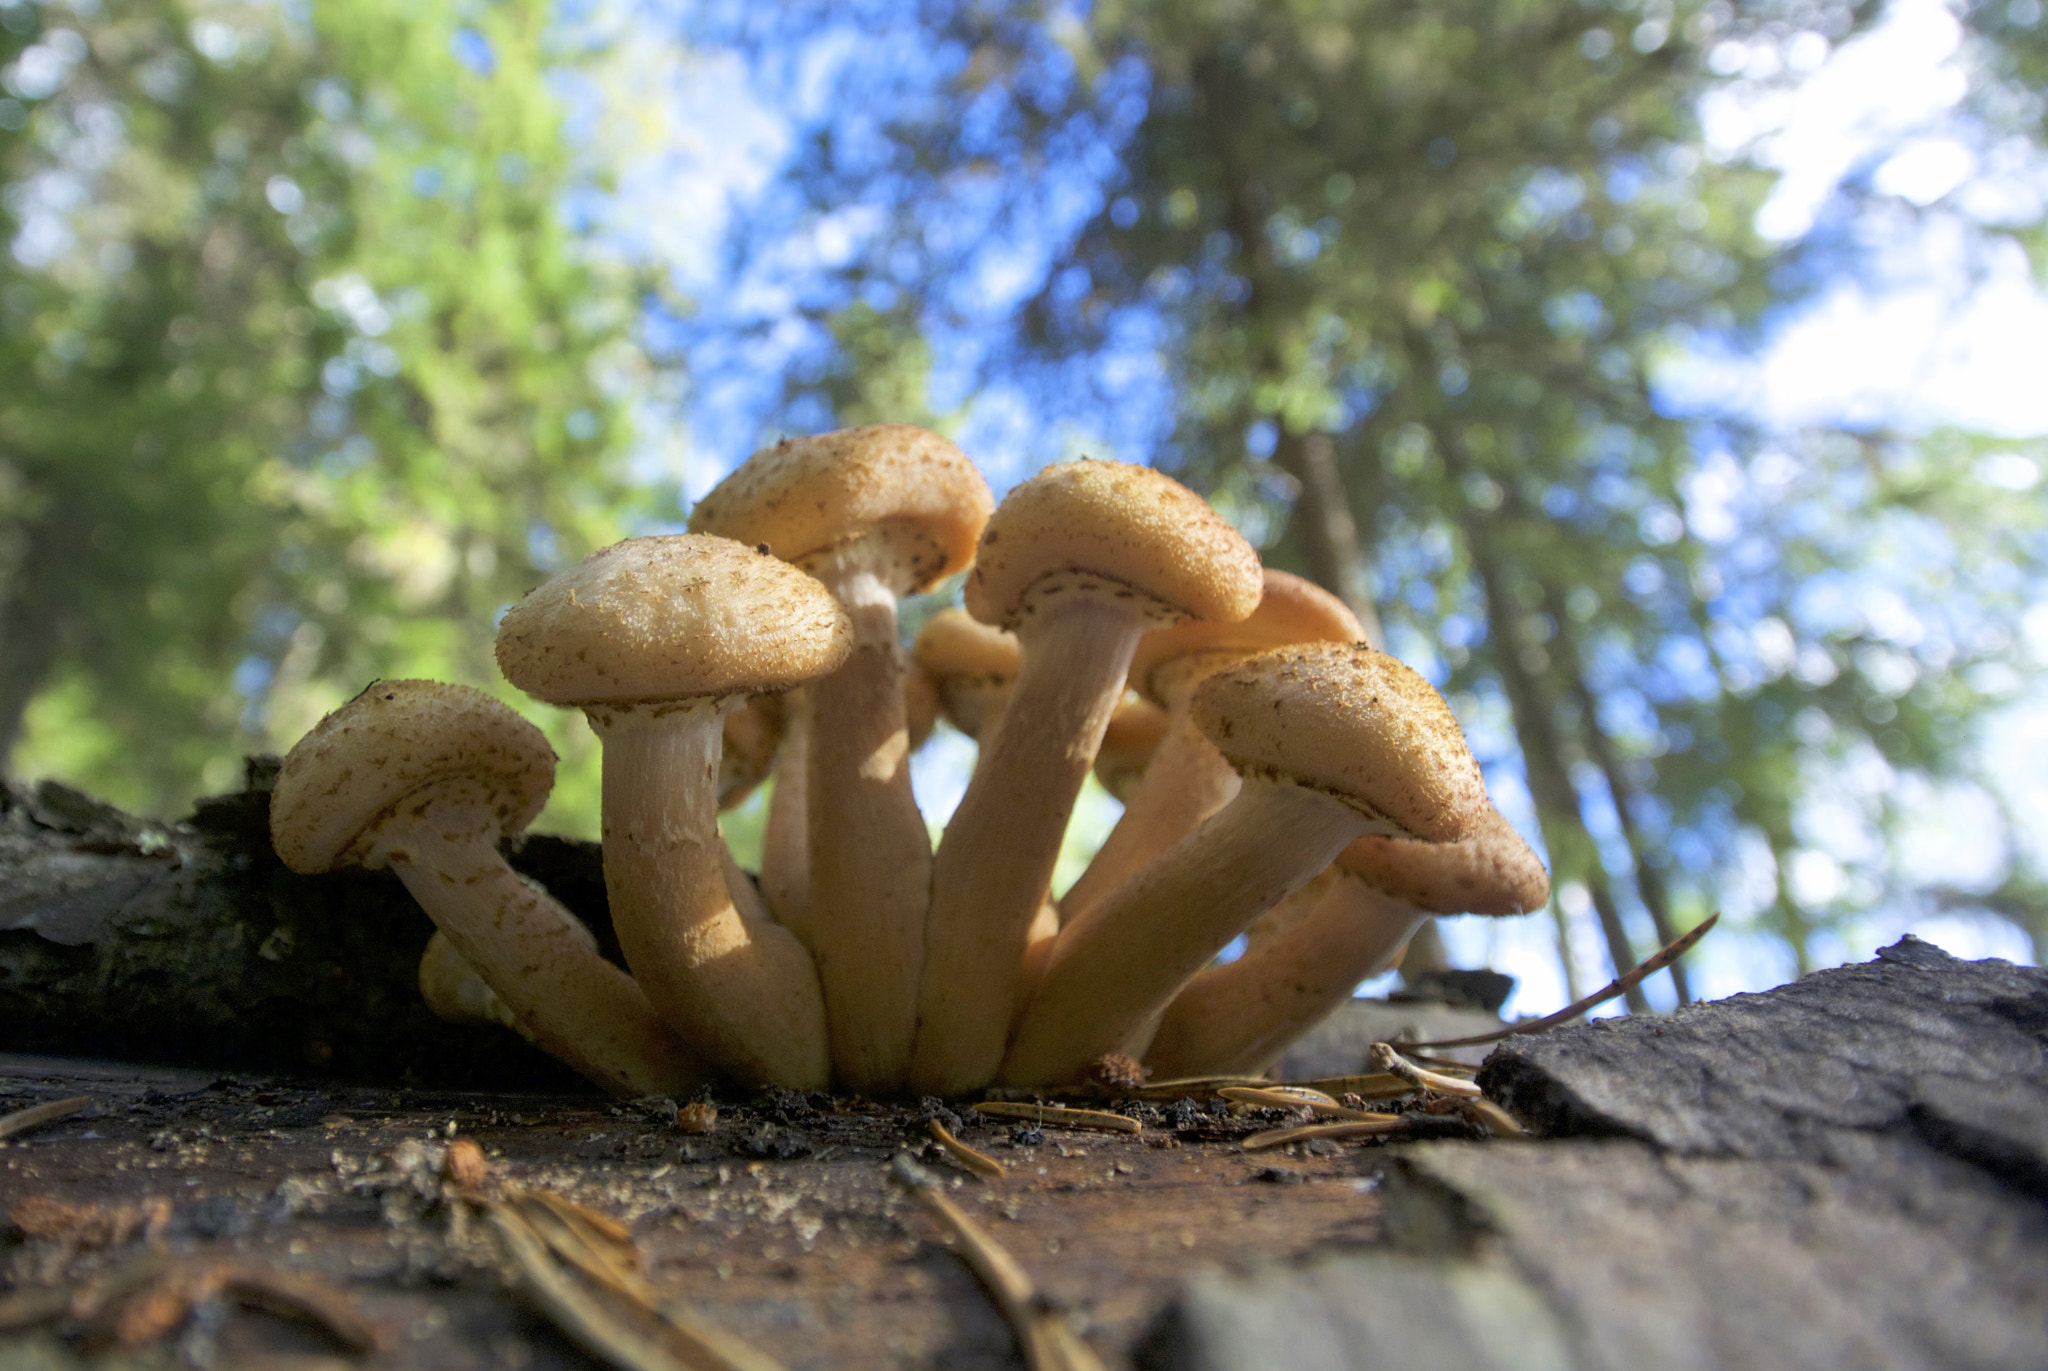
top-left (891, 1156), bottom-right (1106, 1371)
top-left (1216, 1087), bottom-right (1389, 1122)
top-left (928, 1119), bottom-right (1007, 1179)
top-left (1408, 913), bottom-right (1722, 1049)
top-left (973, 1102), bottom-right (1140, 1134)
top-left (0, 1095), bottom-right (92, 1141)
top-left (1242, 1118), bottom-right (1409, 1151)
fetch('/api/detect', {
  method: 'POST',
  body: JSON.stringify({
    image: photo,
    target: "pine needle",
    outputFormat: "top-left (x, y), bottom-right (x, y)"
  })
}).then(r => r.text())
top-left (973, 1102), bottom-right (1140, 1134)
top-left (1242, 1118), bottom-right (1410, 1150)
top-left (1406, 913), bottom-right (1721, 1049)
top-left (1216, 1087), bottom-right (1391, 1122)
top-left (928, 1119), bottom-right (1007, 1179)
top-left (0, 1095), bottom-right (92, 1141)
top-left (1369, 1043), bottom-right (1483, 1098)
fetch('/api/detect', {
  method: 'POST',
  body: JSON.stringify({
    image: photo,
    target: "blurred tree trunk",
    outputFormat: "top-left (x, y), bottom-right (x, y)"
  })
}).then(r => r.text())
top-left (1543, 588), bottom-right (1692, 1004)
top-left (1270, 431), bottom-right (1385, 649)
top-left (1456, 499), bottom-right (1650, 1013)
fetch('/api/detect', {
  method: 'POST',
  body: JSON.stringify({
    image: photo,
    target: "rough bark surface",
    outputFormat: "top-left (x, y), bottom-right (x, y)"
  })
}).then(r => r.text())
top-left (0, 770), bottom-right (608, 1091)
top-left (1143, 940), bottom-right (2048, 1371)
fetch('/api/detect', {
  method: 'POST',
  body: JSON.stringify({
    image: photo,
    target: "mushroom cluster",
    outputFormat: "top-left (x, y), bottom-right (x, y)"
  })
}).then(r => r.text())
top-left (270, 425), bottom-right (1547, 1099)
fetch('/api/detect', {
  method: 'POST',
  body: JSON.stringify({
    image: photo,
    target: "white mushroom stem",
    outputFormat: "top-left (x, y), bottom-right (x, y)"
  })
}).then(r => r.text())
top-left (590, 699), bottom-right (830, 1089)
top-left (1143, 875), bottom-right (1428, 1079)
top-left (1057, 707), bottom-right (1239, 926)
top-left (370, 797), bottom-right (706, 1098)
top-left (1000, 778), bottom-right (1372, 1086)
top-left (911, 594), bottom-right (1160, 1095)
top-left (798, 554), bottom-right (931, 1094)
top-left (759, 696), bottom-right (810, 926)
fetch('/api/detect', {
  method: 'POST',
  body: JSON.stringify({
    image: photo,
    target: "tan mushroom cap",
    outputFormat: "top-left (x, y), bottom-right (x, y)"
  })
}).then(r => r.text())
top-left (963, 459), bottom-right (1263, 630)
top-left (270, 679), bottom-right (555, 874)
top-left (1094, 695), bottom-right (1169, 800)
top-left (914, 607), bottom-right (1022, 682)
top-left (1191, 643), bottom-right (1487, 844)
top-left (719, 694), bottom-right (786, 810)
top-left (1336, 806), bottom-right (1550, 915)
top-left (495, 535), bottom-right (853, 707)
top-left (1128, 569), bottom-right (1363, 704)
top-left (687, 425), bottom-right (993, 593)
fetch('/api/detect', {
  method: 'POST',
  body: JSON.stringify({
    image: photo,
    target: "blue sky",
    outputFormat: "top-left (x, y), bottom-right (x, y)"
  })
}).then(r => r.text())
top-left (557, 0), bottom-right (2048, 1016)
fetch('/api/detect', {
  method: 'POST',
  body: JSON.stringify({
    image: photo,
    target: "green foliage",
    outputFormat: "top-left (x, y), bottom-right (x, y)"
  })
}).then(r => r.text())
top-left (0, 0), bottom-right (655, 827)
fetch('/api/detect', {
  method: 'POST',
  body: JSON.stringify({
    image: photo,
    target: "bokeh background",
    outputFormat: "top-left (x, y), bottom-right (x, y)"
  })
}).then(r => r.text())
top-left (4, 0), bottom-right (2045, 1020)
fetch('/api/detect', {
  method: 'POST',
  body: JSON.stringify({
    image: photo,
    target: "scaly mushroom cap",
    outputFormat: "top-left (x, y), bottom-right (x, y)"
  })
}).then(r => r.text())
top-left (687, 425), bottom-right (993, 594)
top-left (495, 535), bottom-right (853, 707)
top-left (1094, 695), bottom-right (1169, 801)
top-left (1192, 643), bottom-right (1487, 844)
top-left (270, 679), bottom-right (555, 874)
top-left (963, 459), bottom-right (1263, 630)
top-left (1337, 806), bottom-right (1550, 915)
top-left (719, 694), bottom-right (785, 810)
top-left (914, 608), bottom-right (1022, 738)
top-left (1128, 569), bottom-right (1363, 705)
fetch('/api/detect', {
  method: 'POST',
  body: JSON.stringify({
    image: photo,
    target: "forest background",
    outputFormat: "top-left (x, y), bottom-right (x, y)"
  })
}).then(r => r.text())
top-left (4, 0), bottom-right (2046, 1018)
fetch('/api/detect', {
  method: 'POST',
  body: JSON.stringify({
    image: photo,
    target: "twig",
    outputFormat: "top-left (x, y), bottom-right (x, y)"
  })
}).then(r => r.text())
top-left (929, 1119), bottom-right (1007, 1179)
top-left (1243, 1119), bottom-right (1409, 1151)
top-left (0, 1095), bottom-right (92, 1141)
top-left (890, 1156), bottom-right (1106, 1371)
top-left (1369, 1043), bottom-right (1483, 1098)
top-left (1216, 1087), bottom-right (1391, 1122)
top-left (1398, 1052), bottom-right (1478, 1076)
top-left (973, 1102), bottom-right (1140, 1134)
top-left (1407, 913), bottom-right (1721, 1049)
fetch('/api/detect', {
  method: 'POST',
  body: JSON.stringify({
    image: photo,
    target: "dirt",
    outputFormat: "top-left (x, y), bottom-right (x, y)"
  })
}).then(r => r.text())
top-left (0, 1053), bottom-right (1408, 1369)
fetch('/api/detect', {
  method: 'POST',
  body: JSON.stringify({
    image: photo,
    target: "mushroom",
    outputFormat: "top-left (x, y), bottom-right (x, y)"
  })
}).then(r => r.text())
top-left (270, 679), bottom-right (705, 1097)
top-left (1058, 569), bottom-right (1362, 927)
top-left (913, 607), bottom-right (1022, 753)
top-left (418, 930), bottom-right (520, 1033)
top-left (909, 459), bottom-right (1263, 1095)
top-left (999, 643), bottom-right (1488, 1087)
top-left (758, 689), bottom-right (811, 927)
top-left (1143, 806), bottom-right (1549, 1079)
top-left (494, 535), bottom-right (850, 1090)
top-left (689, 425), bottom-right (992, 1093)
top-left (719, 694), bottom-right (785, 810)
top-left (1092, 695), bottom-right (1169, 804)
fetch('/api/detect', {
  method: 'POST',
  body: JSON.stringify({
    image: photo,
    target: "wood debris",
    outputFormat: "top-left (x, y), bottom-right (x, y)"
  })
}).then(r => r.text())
top-left (1368, 1043), bottom-right (1483, 1099)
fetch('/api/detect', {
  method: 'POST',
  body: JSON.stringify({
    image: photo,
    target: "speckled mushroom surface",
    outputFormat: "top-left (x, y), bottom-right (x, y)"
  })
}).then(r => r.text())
top-left (269, 679), bottom-right (554, 875)
top-left (494, 534), bottom-right (852, 706)
top-left (964, 457), bottom-right (1263, 629)
top-left (1337, 804), bottom-right (1550, 915)
top-left (1126, 569), bottom-right (1362, 707)
top-left (687, 424), bottom-right (991, 592)
top-left (913, 608), bottom-right (1022, 742)
top-left (1193, 642), bottom-right (1488, 844)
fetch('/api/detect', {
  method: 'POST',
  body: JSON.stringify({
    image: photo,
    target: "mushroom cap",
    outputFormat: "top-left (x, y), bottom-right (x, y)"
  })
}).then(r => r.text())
top-left (270, 679), bottom-right (556, 874)
top-left (963, 459), bottom-right (1263, 630)
top-left (1191, 643), bottom-right (1487, 843)
top-left (1128, 569), bottom-right (1363, 706)
top-left (914, 608), bottom-right (1022, 682)
top-left (720, 694), bottom-right (786, 810)
top-left (1093, 694), bottom-right (1170, 802)
top-left (1336, 806), bottom-right (1550, 915)
top-left (914, 608), bottom-right (1022, 740)
top-left (495, 535), bottom-right (853, 707)
top-left (687, 425), bottom-right (993, 595)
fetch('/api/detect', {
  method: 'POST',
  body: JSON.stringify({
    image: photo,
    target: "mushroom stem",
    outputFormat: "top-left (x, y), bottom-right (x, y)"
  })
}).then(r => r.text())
top-left (590, 700), bottom-right (830, 1089)
top-left (1057, 708), bottom-right (1239, 926)
top-left (798, 557), bottom-right (931, 1093)
top-left (759, 695), bottom-right (810, 926)
top-left (1144, 876), bottom-right (1427, 1079)
top-left (910, 595), bottom-right (1154, 1095)
top-left (1000, 779), bottom-right (1368, 1087)
top-left (376, 799), bottom-right (707, 1098)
